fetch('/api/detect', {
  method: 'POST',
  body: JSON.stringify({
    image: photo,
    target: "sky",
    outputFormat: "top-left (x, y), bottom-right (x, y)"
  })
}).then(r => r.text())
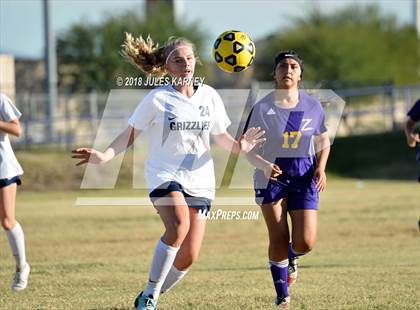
top-left (0, 0), bottom-right (416, 59)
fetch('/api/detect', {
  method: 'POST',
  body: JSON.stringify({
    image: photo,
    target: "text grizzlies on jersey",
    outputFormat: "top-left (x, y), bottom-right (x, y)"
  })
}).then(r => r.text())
top-left (169, 121), bottom-right (210, 130)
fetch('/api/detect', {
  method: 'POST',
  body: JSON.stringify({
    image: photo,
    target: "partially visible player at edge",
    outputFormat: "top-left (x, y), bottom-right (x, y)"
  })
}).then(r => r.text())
top-left (71, 34), bottom-right (265, 310)
top-left (0, 93), bottom-right (30, 291)
top-left (404, 98), bottom-right (420, 181)
top-left (404, 98), bottom-right (420, 229)
top-left (244, 51), bottom-right (330, 308)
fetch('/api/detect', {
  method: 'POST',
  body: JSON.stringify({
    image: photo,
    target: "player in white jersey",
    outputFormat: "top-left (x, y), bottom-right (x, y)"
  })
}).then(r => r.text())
top-left (72, 34), bottom-right (264, 310)
top-left (0, 93), bottom-right (30, 291)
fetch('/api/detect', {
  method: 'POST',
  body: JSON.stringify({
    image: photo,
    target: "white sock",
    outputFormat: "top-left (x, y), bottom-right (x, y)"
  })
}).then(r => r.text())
top-left (143, 239), bottom-right (179, 300)
top-left (161, 265), bottom-right (189, 293)
top-left (6, 222), bottom-right (26, 270)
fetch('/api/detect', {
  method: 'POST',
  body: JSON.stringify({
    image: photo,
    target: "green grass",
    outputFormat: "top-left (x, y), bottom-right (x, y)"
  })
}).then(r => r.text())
top-left (0, 179), bottom-right (419, 309)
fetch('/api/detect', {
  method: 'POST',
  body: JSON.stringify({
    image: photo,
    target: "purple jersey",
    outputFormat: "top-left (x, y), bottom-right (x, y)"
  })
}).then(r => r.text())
top-left (245, 90), bottom-right (327, 189)
top-left (408, 98), bottom-right (420, 122)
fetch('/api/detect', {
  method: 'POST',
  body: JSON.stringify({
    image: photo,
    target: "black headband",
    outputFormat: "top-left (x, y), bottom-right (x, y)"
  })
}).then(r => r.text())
top-left (274, 50), bottom-right (304, 72)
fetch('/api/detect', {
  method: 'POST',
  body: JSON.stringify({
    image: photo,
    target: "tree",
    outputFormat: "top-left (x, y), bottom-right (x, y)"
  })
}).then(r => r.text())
top-left (57, 3), bottom-right (207, 92)
top-left (255, 5), bottom-right (419, 87)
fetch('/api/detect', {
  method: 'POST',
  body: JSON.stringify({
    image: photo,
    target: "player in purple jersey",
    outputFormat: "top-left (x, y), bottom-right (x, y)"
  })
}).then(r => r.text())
top-left (404, 98), bottom-right (420, 229)
top-left (244, 51), bottom-right (330, 308)
top-left (405, 98), bottom-right (420, 148)
top-left (405, 98), bottom-right (420, 181)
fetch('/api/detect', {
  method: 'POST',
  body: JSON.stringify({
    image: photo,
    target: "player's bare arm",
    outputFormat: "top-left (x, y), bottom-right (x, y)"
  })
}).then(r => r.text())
top-left (0, 119), bottom-right (21, 137)
top-left (245, 147), bottom-right (282, 180)
top-left (212, 126), bottom-right (265, 154)
top-left (314, 132), bottom-right (330, 192)
top-left (72, 126), bottom-right (141, 166)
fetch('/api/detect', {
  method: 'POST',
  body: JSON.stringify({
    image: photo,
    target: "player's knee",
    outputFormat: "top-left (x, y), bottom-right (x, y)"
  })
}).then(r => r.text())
top-left (165, 222), bottom-right (190, 245)
top-left (1, 218), bottom-right (16, 231)
top-left (174, 221), bottom-right (190, 239)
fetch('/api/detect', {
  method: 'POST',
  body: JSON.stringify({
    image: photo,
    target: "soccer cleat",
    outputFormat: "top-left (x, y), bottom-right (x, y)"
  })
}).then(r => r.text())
top-left (287, 257), bottom-right (298, 286)
top-left (135, 293), bottom-right (157, 310)
top-left (275, 295), bottom-right (290, 308)
top-left (134, 291), bottom-right (142, 308)
top-left (11, 263), bottom-right (30, 291)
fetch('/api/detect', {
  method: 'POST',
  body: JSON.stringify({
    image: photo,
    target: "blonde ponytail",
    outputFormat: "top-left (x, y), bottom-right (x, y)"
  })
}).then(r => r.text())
top-left (121, 33), bottom-right (166, 77)
top-left (121, 33), bottom-right (198, 77)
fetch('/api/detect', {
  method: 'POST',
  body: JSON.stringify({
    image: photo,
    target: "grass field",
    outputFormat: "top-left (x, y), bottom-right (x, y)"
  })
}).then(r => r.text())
top-left (0, 179), bottom-right (418, 309)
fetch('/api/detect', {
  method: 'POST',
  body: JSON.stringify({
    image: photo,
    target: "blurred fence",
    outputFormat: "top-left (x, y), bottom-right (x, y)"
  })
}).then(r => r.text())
top-left (12, 83), bottom-right (420, 149)
top-left (333, 84), bottom-right (420, 135)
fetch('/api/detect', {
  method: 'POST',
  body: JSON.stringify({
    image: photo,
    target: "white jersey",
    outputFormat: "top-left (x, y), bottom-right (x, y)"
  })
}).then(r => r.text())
top-left (128, 84), bottom-right (230, 200)
top-left (0, 93), bottom-right (23, 179)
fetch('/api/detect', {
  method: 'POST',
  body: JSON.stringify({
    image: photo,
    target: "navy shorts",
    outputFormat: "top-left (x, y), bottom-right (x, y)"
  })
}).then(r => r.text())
top-left (255, 175), bottom-right (318, 210)
top-left (149, 181), bottom-right (212, 213)
top-left (0, 176), bottom-right (21, 189)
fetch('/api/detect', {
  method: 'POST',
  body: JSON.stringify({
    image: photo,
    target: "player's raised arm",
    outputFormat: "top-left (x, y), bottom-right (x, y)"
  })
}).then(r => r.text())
top-left (211, 126), bottom-right (265, 154)
top-left (71, 125), bottom-right (141, 166)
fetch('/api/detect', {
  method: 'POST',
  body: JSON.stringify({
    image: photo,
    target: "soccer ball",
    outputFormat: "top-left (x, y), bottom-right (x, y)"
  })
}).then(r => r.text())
top-left (212, 30), bottom-right (256, 73)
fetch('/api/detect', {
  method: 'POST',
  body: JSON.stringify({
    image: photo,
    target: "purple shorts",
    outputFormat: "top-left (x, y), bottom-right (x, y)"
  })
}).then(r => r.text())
top-left (254, 176), bottom-right (319, 210)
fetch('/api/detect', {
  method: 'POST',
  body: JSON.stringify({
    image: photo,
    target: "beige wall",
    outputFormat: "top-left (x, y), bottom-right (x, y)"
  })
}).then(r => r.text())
top-left (0, 54), bottom-right (16, 101)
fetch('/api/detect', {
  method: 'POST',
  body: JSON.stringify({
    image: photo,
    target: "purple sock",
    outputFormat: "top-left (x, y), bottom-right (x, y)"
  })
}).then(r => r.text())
top-left (269, 260), bottom-right (289, 299)
top-left (288, 242), bottom-right (304, 260)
